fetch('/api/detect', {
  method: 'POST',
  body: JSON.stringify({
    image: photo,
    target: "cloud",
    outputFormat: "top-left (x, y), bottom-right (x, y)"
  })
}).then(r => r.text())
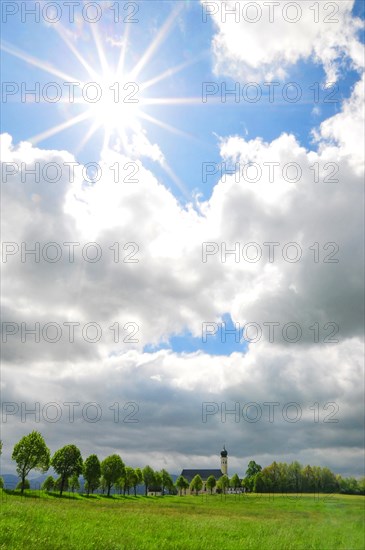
top-left (1, 339), bottom-right (363, 476)
top-left (202, 0), bottom-right (364, 81)
top-left (1, 8), bottom-right (364, 476)
top-left (314, 73), bottom-right (365, 174)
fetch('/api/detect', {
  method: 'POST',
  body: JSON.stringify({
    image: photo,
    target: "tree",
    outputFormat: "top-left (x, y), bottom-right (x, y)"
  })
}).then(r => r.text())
top-left (12, 431), bottom-right (50, 495)
top-left (190, 474), bottom-right (203, 496)
top-left (253, 472), bottom-right (266, 493)
top-left (16, 479), bottom-right (30, 490)
top-left (206, 475), bottom-right (216, 494)
top-left (320, 467), bottom-right (338, 493)
top-left (217, 474), bottom-right (230, 494)
top-left (337, 476), bottom-right (359, 495)
top-left (230, 473), bottom-right (241, 491)
top-left (176, 475), bottom-right (189, 496)
top-left (52, 444), bottom-right (83, 496)
top-left (115, 476), bottom-right (125, 495)
top-left (83, 455), bottom-right (101, 496)
top-left (101, 455), bottom-right (125, 497)
top-left (160, 469), bottom-right (174, 495)
top-left (100, 477), bottom-right (107, 494)
top-left (246, 460), bottom-right (262, 478)
top-left (133, 468), bottom-right (143, 496)
top-left (244, 460), bottom-right (262, 491)
top-left (0, 440), bottom-right (2, 455)
top-left (85, 479), bottom-right (99, 494)
top-left (288, 461), bottom-right (302, 493)
top-left (358, 477), bottom-right (365, 495)
top-left (69, 474), bottom-right (80, 493)
top-left (55, 476), bottom-right (69, 492)
top-left (265, 462), bottom-right (282, 492)
top-left (302, 465), bottom-right (315, 492)
top-left (42, 476), bottom-right (55, 492)
top-left (142, 465), bottom-right (155, 496)
top-left (124, 467), bottom-right (136, 495)
top-left (125, 468), bottom-right (141, 496)
top-left (150, 471), bottom-right (162, 493)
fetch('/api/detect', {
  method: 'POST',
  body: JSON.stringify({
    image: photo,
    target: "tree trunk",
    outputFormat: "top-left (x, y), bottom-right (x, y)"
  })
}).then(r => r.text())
top-left (60, 474), bottom-right (66, 496)
top-left (21, 472), bottom-right (26, 495)
top-left (107, 484), bottom-right (111, 497)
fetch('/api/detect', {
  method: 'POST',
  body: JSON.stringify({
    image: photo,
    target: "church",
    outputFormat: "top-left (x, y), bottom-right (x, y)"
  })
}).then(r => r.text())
top-left (180, 446), bottom-right (228, 494)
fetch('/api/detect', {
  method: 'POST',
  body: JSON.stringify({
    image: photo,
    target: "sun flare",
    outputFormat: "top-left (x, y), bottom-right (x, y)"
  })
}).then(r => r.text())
top-left (88, 74), bottom-right (141, 136)
top-left (1, 4), bottom-right (202, 195)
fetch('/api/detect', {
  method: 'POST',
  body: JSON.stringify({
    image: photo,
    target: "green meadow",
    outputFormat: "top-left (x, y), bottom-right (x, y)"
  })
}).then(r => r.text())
top-left (0, 491), bottom-right (364, 550)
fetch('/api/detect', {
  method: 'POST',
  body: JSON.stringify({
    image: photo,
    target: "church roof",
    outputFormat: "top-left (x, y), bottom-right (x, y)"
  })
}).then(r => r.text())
top-left (181, 469), bottom-right (223, 482)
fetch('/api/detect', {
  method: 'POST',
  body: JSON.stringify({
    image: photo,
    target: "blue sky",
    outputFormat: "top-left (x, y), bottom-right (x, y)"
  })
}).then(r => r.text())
top-left (2, 0), bottom-right (362, 205)
top-left (1, 1), bottom-right (364, 476)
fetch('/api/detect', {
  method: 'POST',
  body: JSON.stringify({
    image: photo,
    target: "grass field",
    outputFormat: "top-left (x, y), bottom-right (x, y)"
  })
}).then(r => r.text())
top-left (0, 490), bottom-right (364, 550)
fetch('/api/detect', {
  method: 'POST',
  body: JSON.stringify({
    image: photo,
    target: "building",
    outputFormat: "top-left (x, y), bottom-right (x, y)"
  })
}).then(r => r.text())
top-left (180, 446), bottom-right (228, 493)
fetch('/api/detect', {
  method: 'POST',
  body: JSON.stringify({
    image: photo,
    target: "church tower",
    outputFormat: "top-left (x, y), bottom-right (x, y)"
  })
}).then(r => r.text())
top-left (220, 445), bottom-right (228, 475)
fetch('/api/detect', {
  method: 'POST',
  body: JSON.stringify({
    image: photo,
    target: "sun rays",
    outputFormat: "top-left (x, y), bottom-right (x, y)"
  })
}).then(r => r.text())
top-left (1, 3), bottom-right (204, 166)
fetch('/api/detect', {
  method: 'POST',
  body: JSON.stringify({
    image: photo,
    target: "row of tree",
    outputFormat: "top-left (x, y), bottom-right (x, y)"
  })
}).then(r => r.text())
top-left (1, 432), bottom-right (176, 496)
top-left (175, 472), bottom-right (242, 495)
top-left (241, 460), bottom-right (365, 495)
top-left (1, 434), bottom-right (364, 496)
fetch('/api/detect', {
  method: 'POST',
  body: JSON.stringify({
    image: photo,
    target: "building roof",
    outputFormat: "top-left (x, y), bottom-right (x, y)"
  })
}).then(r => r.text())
top-left (221, 445), bottom-right (228, 458)
top-left (181, 469), bottom-right (223, 482)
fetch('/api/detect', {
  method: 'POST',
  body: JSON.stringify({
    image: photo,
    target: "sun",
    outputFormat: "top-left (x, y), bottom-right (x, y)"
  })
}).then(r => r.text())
top-left (1, 4), bottom-right (203, 195)
top-left (88, 72), bottom-right (142, 136)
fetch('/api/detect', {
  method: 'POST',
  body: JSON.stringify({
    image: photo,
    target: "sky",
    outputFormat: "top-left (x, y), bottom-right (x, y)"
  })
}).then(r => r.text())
top-left (0, 0), bottom-right (364, 478)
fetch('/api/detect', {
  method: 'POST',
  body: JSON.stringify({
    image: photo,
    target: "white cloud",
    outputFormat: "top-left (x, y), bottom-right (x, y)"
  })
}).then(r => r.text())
top-left (1, 338), bottom-right (363, 475)
top-left (314, 74), bottom-right (365, 174)
top-left (202, 0), bottom-right (364, 81)
top-left (1, 6), bottom-right (364, 475)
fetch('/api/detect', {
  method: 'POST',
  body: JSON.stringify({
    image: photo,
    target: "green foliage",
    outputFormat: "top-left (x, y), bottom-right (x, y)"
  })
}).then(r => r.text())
top-left (206, 475), bottom-right (216, 494)
top-left (133, 467), bottom-right (143, 496)
top-left (358, 477), bottom-right (365, 495)
top-left (247, 461), bottom-right (362, 495)
top-left (100, 455), bottom-right (125, 497)
top-left (244, 460), bottom-right (262, 491)
top-left (115, 476), bottom-right (125, 495)
top-left (100, 477), bottom-right (107, 494)
top-left (190, 474), bottom-right (203, 495)
top-left (176, 475), bottom-right (189, 496)
top-left (16, 479), bottom-right (30, 490)
top-left (217, 474), bottom-right (230, 494)
top-left (149, 471), bottom-right (162, 493)
top-left (160, 469), bottom-right (174, 494)
top-left (230, 473), bottom-right (241, 490)
top-left (338, 475), bottom-right (364, 495)
top-left (69, 474), bottom-right (80, 492)
top-left (246, 460), bottom-right (262, 478)
top-left (0, 440), bottom-right (2, 455)
top-left (124, 466), bottom-right (137, 495)
top-left (42, 476), bottom-right (55, 492)
top-left (12, 431), bottom-right (50, 494)
top-left (0, 477), bottom-right (3, 489)
top-left (142, 465), bottom-right (155, 496)
top-left (51, 445), bottom-right (83, 496)
top-left (83, 455), bottom-right (101, 495)
top-left (54, 477), bottom-right (69, 492)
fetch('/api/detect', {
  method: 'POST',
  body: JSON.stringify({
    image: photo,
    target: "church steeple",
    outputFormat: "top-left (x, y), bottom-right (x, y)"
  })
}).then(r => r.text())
top-left (220, 445), bottom-right (228, 475)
